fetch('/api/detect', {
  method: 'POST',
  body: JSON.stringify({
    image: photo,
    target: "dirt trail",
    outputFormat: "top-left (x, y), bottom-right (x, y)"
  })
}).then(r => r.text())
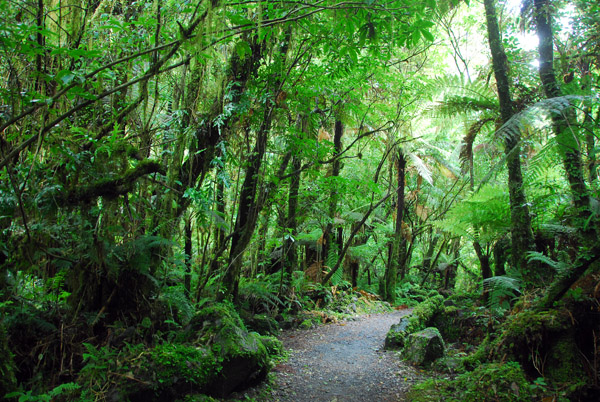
top-left (245, 309), bottom-right (422, 402)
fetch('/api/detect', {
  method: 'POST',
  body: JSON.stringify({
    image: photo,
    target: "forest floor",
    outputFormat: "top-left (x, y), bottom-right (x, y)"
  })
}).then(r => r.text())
top-left (233, 309), bottom-right (423, 401)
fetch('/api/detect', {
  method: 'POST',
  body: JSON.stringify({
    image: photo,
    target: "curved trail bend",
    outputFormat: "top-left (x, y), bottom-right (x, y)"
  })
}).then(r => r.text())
top-left (255, 309), bottom-right (422, 402)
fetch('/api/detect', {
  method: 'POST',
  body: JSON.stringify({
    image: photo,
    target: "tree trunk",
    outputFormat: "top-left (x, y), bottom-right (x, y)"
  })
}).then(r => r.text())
top-left (384, 149), bottom-right (406, 303)
top-left (184, 213), bottom-right (192, 296)
top-left (474, 240), bottom-right (492, 303)
top-left (534, 0), bottom-right (595, 233)
top-left (322, 119), bottom-right (344, 273)
top-left (532, 0), bottom-right (600, 307)
top-left (220, 108), bottom-right (272, 302)
top-left (484, 0), bottom-right (537, 283)
top-left (284, 153), bottom-right (302, 277)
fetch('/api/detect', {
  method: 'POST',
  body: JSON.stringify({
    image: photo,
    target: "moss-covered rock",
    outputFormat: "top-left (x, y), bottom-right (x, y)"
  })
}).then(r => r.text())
top-left (384, 318), bottom-right (410, 349)
top-left (432, 305), bottom-right (462, 343)
top-left (407, 361), bottom-right (532, 401)
top-left (404, 327), bottom-right (445, 366)
top-left (384, 294), bottom-right (444, 350)
top-left (491, 307), bottom-right (572, 371)
top-left (406, 294), bottom-right (444, 333)
top-left (149, 343), bottom-right (220, 390)
top-left (90, 302), bottom-right (282, 401)
top-left (182, 302), bottom-right (275, 397)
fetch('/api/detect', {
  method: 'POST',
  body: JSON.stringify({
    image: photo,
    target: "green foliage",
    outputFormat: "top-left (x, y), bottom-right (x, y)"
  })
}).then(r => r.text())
top-left (483, 276), bottom-right (521, 312)
top-left (435, 184), bottom-right (510, 243)
top-left (407, 294), bottom-right (445, 333)
top-left (5, 382), bottom-right (81, 402)
top-left (149, 343), bottom-right (220, 389)
top-left (526, 251), bottom-right (570, 275)
top-left (408, 361), bottom-right (533, 401)
top-left (159, 285), bottom-right (195, 326)
top-left (238, 275), bottom-right (283, 314)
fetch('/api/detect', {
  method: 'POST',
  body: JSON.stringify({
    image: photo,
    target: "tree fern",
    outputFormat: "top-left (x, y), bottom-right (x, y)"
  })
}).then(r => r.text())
top-left (483, 275), bottom-right (521, 311)
top-left (326, 244), bottom-right (344, 286)
top-left (423, 75), bottom-right (498, 111)
top-left (238, 275), bottom-right (283, 314)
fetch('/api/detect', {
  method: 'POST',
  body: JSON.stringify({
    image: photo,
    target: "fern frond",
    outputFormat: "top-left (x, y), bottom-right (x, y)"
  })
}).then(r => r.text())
top-left (238, 276), bottom-right (283, 313)
top-left (422, 75), bottom-right (498, 119)
top-left (526, 251), bottom-right (570, 275)
top-left (483, 275), bottom-right (521, 293)
top-left (407, 152), bottom-right (433, 185)
top-left (495, 95), bottom-right (586, 145)
top-left (483, 275), bottom-right (521, 311)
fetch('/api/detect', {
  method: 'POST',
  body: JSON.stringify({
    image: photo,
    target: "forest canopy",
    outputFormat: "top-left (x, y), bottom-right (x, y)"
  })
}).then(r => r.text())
top-left (1, 0), bottom-right (599, 400)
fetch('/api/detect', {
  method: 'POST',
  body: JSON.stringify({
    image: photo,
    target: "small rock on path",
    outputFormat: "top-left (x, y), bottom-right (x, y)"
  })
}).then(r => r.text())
top-left (241, 309), bottom-right (422, 402)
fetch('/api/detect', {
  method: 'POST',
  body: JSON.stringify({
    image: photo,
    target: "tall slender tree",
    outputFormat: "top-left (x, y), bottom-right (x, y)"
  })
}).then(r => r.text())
top-left (483, 0), bottom-right (537, 284)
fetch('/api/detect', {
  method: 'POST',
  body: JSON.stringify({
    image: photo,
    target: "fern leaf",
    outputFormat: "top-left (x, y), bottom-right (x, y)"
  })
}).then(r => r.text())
top-left (526, 251), bottom-right (570, 275)
top-left (407, 152), bottom-right (433, 185)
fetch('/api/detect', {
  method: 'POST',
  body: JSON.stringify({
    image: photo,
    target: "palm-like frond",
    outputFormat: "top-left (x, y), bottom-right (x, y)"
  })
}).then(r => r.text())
top-left (496, 95), bottom-right (585, 145)
top-left (483, 275), bottom-right (522, 311)
top-left (423, 75), bottom-right (499, 118)
top-left (476, 95), bottom-right (588, 192)
top-left (527, 251), bottom-right (570, 275)
top-left (407, 151), bottom-right (434, 185)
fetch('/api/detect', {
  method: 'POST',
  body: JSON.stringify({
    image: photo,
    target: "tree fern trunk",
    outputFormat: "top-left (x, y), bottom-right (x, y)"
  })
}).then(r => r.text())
top-left (534, 0), bottom-right (595, 233)
top-left (484, 0), bottom-right (537, 284)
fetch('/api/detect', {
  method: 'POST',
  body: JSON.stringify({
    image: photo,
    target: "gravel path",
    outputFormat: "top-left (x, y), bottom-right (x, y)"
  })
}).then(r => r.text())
top-left (244, 309), bottom-right (422, 402)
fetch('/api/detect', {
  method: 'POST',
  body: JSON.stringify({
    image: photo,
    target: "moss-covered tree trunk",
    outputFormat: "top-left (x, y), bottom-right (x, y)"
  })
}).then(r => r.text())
top-left (384, 149), bottom-right (406, 303)
top-left (534, 0), bottom-right (595, 231)
top-left (484, 0), bottom-right (537, 284)
top-left (184, 213), bottom-right (193, 296)
top-left (322, 119), bottom-right (344, 273)
top-left (284, 153), bottom-right (302, 277)
top-left (220, 109), bottom-right (272, 302)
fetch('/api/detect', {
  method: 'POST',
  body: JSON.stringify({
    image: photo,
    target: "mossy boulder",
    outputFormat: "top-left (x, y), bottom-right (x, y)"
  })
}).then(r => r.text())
top-left (432, 305), bottom-right (462, 342)
top-left (141, 343), bottom-right (221, 400)
top-left (182, 302), bottom-right (277, 397)
top-left (408, 294), bottom-right (444, 330)
top-left (491, 308), bottom-right (572, 373)
top-left (404, 327), bottom-right (445, 366)
top-left (384, 318), bottom-right (410, 349)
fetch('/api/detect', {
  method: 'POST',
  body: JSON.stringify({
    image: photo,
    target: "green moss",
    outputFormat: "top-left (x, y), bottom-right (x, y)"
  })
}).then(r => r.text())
top-left (432, 305), bottom-right (462, 342)
top-left (406, 294), bottom-right (444, 334)
top-left (408, 362), bottom-right (532, 401)
top-left (299, 318), bottom-right (315, 329)
top-left (260, 335), bottom-right (284, 359)
top-left (493, 308), bottom-right (570, 363)
top-left (404, 327), bottom-right (445, 366)
top-left (384, 295), bottom-right (445, 350)
top-left (545, 333), bottom-right (586, 385)
top-left (150, 343), bottom-right (220, 389)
